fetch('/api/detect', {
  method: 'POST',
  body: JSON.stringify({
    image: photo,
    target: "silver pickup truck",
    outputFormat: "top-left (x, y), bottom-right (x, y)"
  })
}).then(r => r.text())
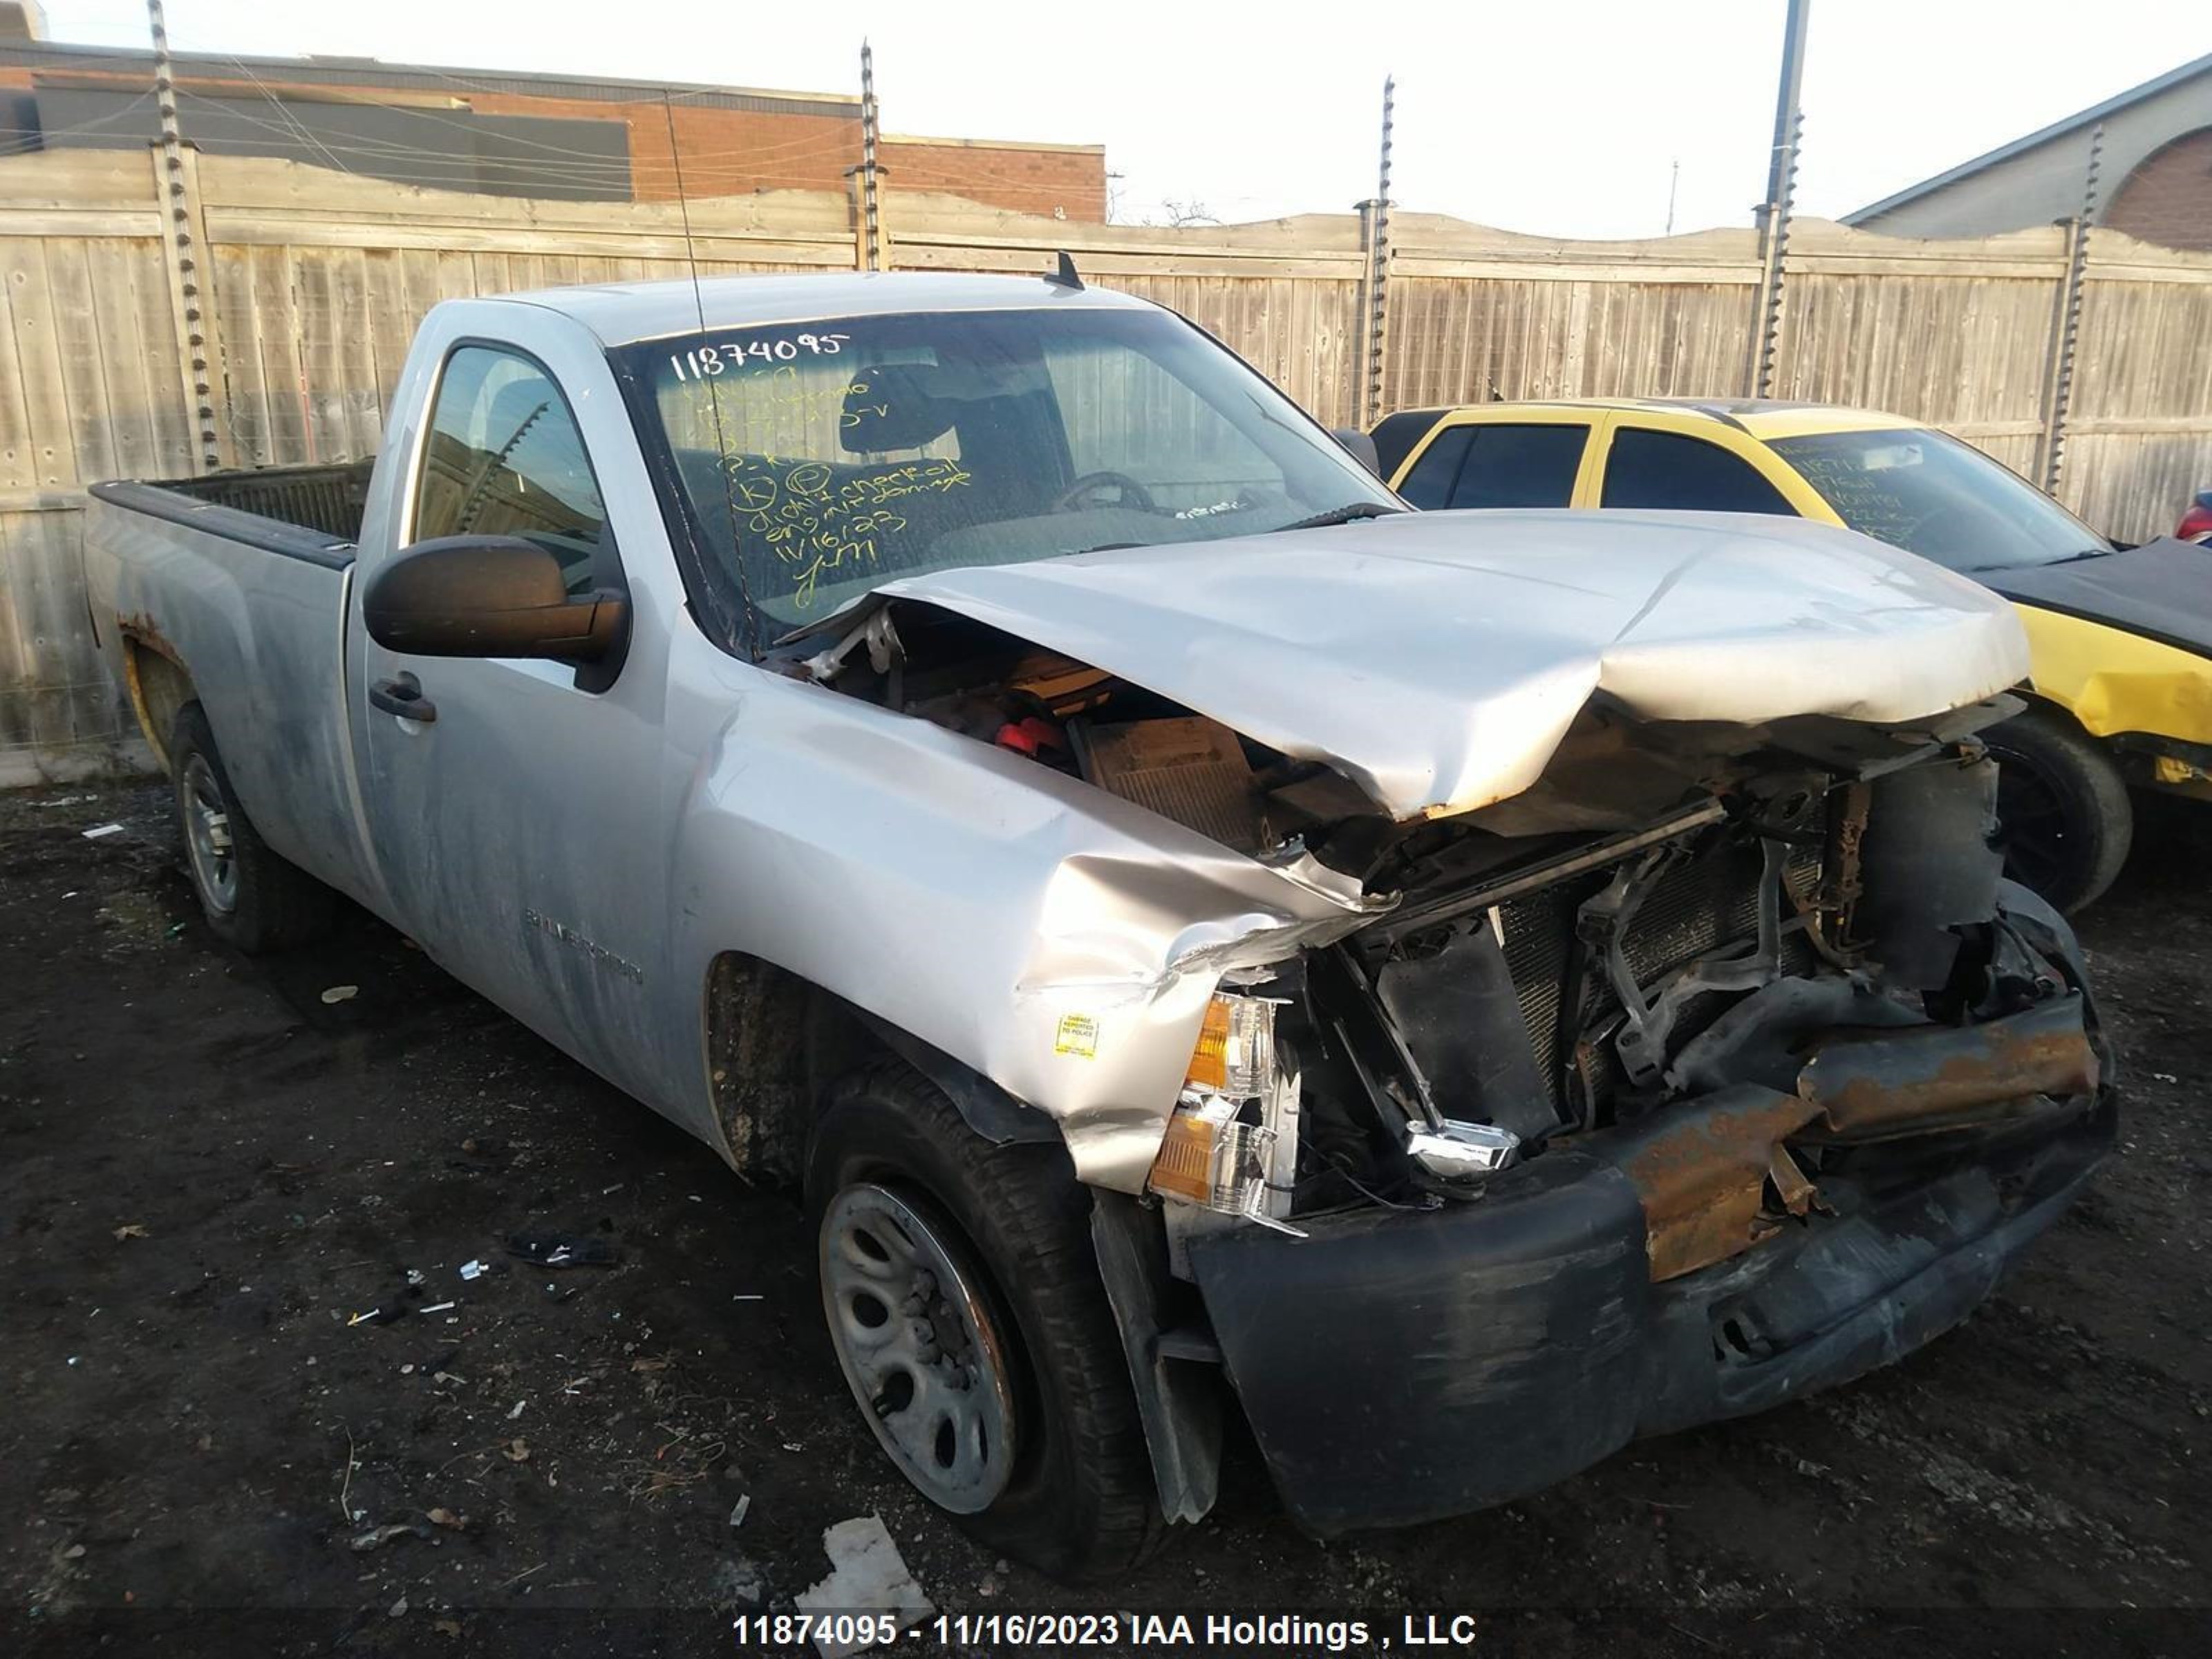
top-left (84, 270), bottom-right (2113, 1578)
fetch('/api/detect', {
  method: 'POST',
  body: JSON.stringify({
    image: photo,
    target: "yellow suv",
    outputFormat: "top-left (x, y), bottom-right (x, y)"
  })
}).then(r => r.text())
top-left (1371, 398), bottom-right (2212, 910)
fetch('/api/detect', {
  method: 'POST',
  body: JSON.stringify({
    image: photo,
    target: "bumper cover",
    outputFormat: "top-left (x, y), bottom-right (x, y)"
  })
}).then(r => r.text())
top-left (1188, 1094), bottom-right (2111, 1537)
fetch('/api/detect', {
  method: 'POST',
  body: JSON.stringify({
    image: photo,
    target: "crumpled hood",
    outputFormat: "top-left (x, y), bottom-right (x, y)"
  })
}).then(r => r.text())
top-left (865, 508), bottom-right (2030, 821)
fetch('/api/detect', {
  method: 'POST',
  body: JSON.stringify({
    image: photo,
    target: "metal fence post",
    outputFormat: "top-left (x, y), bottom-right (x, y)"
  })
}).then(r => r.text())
top-left (1745, 0), bottom-right (1810, 398)
top-left (857, 41), bottom-right (883, 272)
top-left (2038, 122), bottom-right (2104, 495)
top-left (1360, 75), bottom-right (1396, 427)
top-left (147, 0), bottom-right (231, 473)
top-left (1352, 198), bottom-right (1376, 423)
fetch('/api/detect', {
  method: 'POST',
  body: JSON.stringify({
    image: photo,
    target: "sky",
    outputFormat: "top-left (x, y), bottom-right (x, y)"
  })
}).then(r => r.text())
top-left (32, 0), bottom-right (2209, 236)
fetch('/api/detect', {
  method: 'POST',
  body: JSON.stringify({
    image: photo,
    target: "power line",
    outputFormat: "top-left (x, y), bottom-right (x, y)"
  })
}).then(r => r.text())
top-left (0, 91), bottom-right (157, 154)
top-left (159, 93), bottom-right (1100, 205)
top-left (223, 56), bottom-right (353, 175)
top-left (150, 75), bottom-right (1099, 200)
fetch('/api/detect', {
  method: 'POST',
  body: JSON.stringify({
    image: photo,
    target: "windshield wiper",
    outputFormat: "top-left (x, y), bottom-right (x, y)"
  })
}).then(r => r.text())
top-left (1067, 504), bottom-right (1400, 559)
top-left (1966, 546), bottom-right (2115, 574)
top-left (1276, 502), bottom-right (1406, 532)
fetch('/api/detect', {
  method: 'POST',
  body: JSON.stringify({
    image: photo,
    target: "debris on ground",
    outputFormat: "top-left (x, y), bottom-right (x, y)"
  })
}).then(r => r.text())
top-left (706, 1553), bottom-right (769, 1610)
top-left (111, 1223), bottom-right (149, 1241)
top-left (79, 823), bottom-right (124, 840)
top-left (347, 1280), bottom-right (424, 1327)
top-left (320, 984), bottom-right (359, 1004)
top-left (795, 1516), bottom-right (935, 1659)
top-left (729, 1494), bottom-right (751, 1529)
top-left (458, 1259), bottom-right (489, 1281)
top-left (502, 1438), bottom-right (529, 1463)
top-left (350, 1521), bottom-right (431, 1553)
top-left (506, 1232), bottom-right (618, 1269)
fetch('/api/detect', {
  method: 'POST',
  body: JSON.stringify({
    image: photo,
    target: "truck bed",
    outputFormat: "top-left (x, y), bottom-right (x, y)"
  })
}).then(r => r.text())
top-left (88, 460), bottom-right (375, 563)
top-left (82, 461), bottom-right (378, 915)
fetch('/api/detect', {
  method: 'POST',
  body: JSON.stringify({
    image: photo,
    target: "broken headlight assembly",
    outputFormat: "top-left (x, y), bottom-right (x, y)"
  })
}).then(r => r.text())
top-left (1147, 991), bottom-right (1302, 1231)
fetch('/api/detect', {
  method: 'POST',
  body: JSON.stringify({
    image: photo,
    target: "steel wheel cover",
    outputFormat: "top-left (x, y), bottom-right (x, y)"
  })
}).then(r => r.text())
top-left (181, 754), bottom-right (238, 915)
top-left (818, 1182), bottom-right (1017, 1513)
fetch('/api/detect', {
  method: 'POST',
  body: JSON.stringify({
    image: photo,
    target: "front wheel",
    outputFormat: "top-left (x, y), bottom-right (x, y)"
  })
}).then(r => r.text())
top-left (807, 1060), bottom-right (1164, 1581)
top-left (1983, 707), bottom-right (2133, 913)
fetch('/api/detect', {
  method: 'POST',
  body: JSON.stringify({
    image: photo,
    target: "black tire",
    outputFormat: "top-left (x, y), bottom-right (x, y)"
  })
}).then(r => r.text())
top-left (1983, 706), bottom-right (2133, 913)
top-left (806, 1059), bottom-right (1165, 1581)
top-left (170, 702), bottom-right (339, 953)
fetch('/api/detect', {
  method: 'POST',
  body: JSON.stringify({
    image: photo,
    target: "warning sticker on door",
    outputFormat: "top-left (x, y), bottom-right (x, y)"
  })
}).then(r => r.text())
top-left (1053, 1013), bottom-right (1100, 1059)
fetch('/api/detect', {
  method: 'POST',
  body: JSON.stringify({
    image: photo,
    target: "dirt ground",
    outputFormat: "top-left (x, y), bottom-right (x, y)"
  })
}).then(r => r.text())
top-left (3, 776), bottom-right (2208, 1658)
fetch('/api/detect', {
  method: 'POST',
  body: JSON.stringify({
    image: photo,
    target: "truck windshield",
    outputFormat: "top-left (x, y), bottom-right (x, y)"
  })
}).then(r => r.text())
top-left (621, 307), bottom-right (1396, 638)
top-left (1768, 427), bottom-right (2110, 574)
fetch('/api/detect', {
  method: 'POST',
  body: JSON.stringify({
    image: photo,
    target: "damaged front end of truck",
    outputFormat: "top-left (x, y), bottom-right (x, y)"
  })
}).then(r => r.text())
top-left (767, 511), bottom-right (2113, 1535)
top-left (1166, 721), bottom-right (2109, 1533)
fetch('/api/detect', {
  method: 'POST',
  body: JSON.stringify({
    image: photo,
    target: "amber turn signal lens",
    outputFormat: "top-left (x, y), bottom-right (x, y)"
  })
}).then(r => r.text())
top-left (1148, 1107), bottom-right (1226, 1205)
top-left (1146, 1094), bottom-right (1275, 1214)
top-left (1184, 996), bottom-right (1235, 1091)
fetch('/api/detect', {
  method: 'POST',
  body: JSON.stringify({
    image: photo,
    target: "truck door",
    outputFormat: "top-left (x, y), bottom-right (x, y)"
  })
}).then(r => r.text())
top-left (356, 329), bottom-right (670, 1103)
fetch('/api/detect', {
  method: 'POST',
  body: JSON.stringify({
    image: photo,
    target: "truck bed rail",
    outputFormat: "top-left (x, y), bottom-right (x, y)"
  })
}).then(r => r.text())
top-left (88, 464), bottom-right (371, 571)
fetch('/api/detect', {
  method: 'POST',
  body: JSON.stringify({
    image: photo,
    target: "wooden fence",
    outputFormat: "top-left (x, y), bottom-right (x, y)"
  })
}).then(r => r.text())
top-left (4, 145), bottom-right (2210, 781)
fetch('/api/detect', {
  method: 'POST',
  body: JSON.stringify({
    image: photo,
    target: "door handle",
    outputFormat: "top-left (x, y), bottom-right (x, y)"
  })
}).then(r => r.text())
top-left (369, 673), bottom-right (438, 724)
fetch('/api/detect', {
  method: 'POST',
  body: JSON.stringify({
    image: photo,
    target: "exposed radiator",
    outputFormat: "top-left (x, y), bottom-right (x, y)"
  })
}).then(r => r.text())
top-left (1495, 837), bottom-right (1821, 1110)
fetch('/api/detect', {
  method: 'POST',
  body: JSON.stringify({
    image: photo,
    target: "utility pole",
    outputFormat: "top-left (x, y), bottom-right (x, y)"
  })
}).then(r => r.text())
top-left (148, 0), bottom-right (228, 471)
top-left (1358, 75), bottom-right (1396, 427)
top-left (1745, 0), bottom-right (1810, 398)
top-left (1665, 158), bottom-right (1679, 237)
top-left (856, 40), bottom-right (883, 272)
top-left (2038, 121), bottom-right (2104, 494)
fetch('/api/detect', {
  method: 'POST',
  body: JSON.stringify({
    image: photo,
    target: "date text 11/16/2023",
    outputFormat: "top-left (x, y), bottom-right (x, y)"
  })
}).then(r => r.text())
top-left (731, 1611), bottom-right (1483, 1650)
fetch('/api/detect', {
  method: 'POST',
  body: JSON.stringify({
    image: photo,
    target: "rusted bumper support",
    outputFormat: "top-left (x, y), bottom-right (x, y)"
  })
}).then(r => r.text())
top-left (1797, 995), bottom-right (2099, 1138)
top-left (1615, 995), bottom-right (2097, 1282)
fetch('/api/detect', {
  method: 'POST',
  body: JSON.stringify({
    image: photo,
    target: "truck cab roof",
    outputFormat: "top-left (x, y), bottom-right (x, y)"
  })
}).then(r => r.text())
top-left (493, 270), bottom-right (1155, 348)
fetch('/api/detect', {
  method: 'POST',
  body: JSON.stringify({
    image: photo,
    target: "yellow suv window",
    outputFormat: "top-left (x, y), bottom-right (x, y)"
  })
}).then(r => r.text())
top-left (1601, 428), bottom-right (1794, 516)
top-left (1402, 423), bottom-right (1588, 509)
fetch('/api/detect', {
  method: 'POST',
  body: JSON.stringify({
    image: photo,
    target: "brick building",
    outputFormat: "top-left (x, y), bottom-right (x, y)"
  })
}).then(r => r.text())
top-left (0, 8), bottom-right (1106, 220)
top-left (1847, 52), bottom-right (2212, 252)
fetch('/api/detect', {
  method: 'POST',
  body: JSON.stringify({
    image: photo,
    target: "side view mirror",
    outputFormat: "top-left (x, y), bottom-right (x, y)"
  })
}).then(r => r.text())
top-left (1331, 427), bottom-right (1382, 477)
top-left (364, 536), bottom-right (626, 661)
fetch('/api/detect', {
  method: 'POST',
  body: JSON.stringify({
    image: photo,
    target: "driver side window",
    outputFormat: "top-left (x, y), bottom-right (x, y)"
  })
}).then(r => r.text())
top-left (414, 346), bottom-right (612, 597)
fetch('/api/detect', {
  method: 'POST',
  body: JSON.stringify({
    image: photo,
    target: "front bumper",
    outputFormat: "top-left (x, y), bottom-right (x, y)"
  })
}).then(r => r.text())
top-left (1187, 1087), bottom-right (2112, 1537)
